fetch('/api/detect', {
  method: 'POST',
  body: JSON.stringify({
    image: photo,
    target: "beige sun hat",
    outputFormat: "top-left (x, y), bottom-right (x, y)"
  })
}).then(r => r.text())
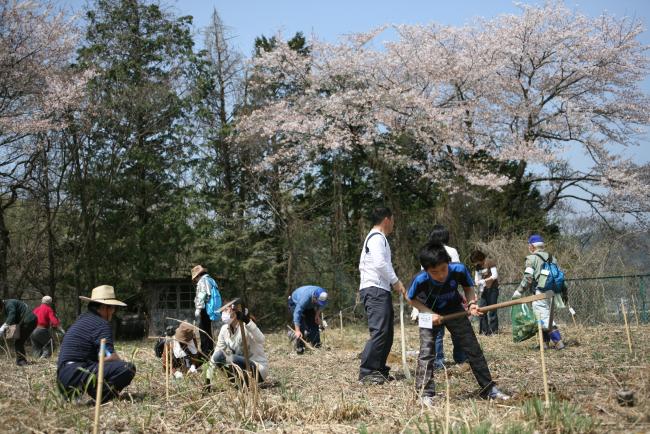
top-left (79, 285), bottom-right (127, 307)
top-left (191, 265), bottom-right (208, 281)
top-left (174, 322), bottom-right (196, 345)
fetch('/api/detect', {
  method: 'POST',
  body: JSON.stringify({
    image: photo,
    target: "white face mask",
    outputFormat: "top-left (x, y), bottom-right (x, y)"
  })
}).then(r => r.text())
top-left (221, 311), bottom-right (233, 325)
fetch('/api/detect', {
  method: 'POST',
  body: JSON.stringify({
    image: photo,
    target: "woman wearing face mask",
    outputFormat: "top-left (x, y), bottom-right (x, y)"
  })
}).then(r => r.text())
top-left (208, 299), bottom-right (268, 384)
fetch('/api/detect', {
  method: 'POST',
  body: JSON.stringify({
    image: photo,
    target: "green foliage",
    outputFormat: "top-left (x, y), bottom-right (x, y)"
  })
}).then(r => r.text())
top-left (521, 396), bottom-right (599, 433)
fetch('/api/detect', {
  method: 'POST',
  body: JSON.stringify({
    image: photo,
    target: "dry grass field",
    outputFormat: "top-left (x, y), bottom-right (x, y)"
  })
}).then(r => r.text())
top-left (0, 322), bottom-right (648, 433)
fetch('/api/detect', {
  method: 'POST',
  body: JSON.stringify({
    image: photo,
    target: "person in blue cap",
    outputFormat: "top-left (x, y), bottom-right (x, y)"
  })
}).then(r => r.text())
top-left (512, 234), bottom-right (566, 350)
top-left (288, 285), bottom-right (328, 354)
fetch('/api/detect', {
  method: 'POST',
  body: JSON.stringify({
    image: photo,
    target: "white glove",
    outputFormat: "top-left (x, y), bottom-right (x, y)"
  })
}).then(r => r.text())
top-left (512, 290), bottom-right (522, 299)
top-left (410, 308), bottom-right (420, 322)
top-left (320, 320), bottom-right (328, 330)
top-left (477, 279), bottom-right (486, 287)
top-left (174, 370), bottom-right (183, 379)
top-left (194, 308), bottom-right (201, 319)
top-left (0, 323), bottom-right (7, 337)
top-left (189, 364), bottom-right (197, 373)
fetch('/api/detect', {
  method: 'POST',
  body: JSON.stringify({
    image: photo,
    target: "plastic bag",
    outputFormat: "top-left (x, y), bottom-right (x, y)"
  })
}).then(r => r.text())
top-left (511, 303), bottom-right (537, 343)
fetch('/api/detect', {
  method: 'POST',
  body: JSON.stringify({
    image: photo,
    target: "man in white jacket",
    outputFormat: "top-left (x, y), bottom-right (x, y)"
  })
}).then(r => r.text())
top-left (358, 207), bottom-right (406, 385)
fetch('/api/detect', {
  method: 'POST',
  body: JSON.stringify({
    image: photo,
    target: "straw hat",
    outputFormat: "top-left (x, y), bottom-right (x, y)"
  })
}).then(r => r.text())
top-left (191, 265), bottom-right (208, 281)
top-left (79, 285), bottom-right (127, 307)
top-left (174, 322), bottom-right (196, 345)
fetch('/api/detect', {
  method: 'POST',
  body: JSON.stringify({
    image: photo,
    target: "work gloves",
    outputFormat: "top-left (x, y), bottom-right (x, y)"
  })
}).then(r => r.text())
top-left (194, 308), bottom-right (201, 320)
top-left (235, 307), bottom-right (250, 324)
top-left (0, 323), bottom-right (7, 337)
top-left (511, 290), bottom-right (522, 299)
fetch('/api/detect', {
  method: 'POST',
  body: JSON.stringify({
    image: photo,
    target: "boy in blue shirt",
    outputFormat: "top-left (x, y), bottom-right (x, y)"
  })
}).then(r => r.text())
top-left (407, 242), bottom-right (509, 406)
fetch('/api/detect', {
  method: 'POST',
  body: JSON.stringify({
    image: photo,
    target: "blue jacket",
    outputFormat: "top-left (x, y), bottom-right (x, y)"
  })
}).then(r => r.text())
top-left (407, 263), bottom-right (474, 314)
top-left (290, 285), bottom-right (323, 325)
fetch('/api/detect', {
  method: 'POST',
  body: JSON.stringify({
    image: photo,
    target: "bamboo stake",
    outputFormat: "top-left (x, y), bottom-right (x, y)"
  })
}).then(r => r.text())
top-left (339, 310), bottom-right (344, 347)
top-left (165, 340), bottom-right (170, 402)
top-left (569, 306), bottom-right (577, 327)
top-left (631, 295), bottom-right (640, 327)
top-left (537, 320), bottom-right (550, 408)
top-left (93, 338), bottom-right (106, 434)
top-left (621, 299), bottom-right (633, 354)
top-left (443, 365), bottom-right (450, 434)
top-left (399, 294), bottom-right (411, 380)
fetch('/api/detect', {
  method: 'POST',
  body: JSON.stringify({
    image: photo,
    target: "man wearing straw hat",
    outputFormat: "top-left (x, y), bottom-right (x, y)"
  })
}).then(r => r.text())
top-left (192, 265), bottom-right (222, 357)
top-left (56, 285), bottom-right (136, 403)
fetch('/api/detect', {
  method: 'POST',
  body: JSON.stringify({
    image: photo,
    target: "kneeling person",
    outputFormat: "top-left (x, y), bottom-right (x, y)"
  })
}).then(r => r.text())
top-left (160, 322), bottom-right (203, 378)
top-left (407, 243), bottom-right (509, 406)
top-left (208, 299), bottom-right (268, 384)
top-left (57, 285), bottom-right (136, 403)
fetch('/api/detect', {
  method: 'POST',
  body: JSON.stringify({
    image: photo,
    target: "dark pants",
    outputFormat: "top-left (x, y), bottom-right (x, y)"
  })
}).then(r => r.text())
top-left (57, 360), bottom-right (136, 403)
top-left (287, 299), bottom-right (321, 351)
top-left (198, 308), bottom-right (214, 357)
top-left (211, 349), bottom-right (259, 384)
top-left (15, 315), bottom-right (37, 363)
top-left (479, 286), bottom-right (499, 335)
top-left (416, 316), bottom-right (494, 398)
top-left (434, 327), bottom-right (468, 366)
top-left (31, 327), bottom-right (53, 358)
top-left (359, 286), bottom-right (394, 379)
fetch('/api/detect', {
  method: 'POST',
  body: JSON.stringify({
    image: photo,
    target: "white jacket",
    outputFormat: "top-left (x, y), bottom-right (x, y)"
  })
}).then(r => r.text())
top-left (359, 229), bottom-right (399, 291)
top-left (215, 321), bottom-right (268, 380)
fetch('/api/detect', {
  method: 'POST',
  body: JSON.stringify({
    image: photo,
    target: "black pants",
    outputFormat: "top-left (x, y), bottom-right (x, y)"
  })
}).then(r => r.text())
top-left (287, 300), bottom-right (321, 351)
top-left (416, 316), bottom-right (494, 397)
top-left (31, 327), bottom-right (53, 358)
top-left (198, 308), bottom-right (214, 357)
top-left (15, 315), bottom-right (37, 363)
top-left (359, 286), bottom-right (394, 379)
top-left (479, 286), bottom-right (499, 335)
top-left (57, 360), bottom-right (136, 403)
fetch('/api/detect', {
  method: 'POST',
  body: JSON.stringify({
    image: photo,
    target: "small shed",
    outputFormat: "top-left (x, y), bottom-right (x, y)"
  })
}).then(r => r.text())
top-left (144, 278), bottom-right (195, 336)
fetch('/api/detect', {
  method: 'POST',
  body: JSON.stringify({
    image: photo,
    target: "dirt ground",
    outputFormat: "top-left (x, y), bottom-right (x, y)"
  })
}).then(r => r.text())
top-left (0, 321), bottom-right (648, 433)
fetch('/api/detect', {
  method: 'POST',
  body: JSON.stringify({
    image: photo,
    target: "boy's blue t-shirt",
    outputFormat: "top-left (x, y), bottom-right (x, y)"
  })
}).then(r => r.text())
top-left (407, 263), bottom-right (474, 314)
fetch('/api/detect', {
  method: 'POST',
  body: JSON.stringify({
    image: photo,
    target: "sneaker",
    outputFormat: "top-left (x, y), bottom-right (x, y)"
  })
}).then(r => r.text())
top-left (359, 374), bottom-right (385, 385)
top-left (485, 386), bottom-right (510, 401)
top-left (420, 394), bottom-right (443, 408)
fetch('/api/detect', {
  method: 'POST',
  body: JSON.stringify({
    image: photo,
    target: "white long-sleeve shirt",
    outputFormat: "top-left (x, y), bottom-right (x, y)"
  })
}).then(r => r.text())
top-left (215, 321), bottom-right (268, 380)
top-left (359, 229), bottom-right (399, 292)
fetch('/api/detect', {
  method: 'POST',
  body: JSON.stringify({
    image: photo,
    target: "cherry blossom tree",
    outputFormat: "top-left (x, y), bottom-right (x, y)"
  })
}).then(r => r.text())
top-left (238, 1), bottom-right (650, 225)
top-left (0, 0), bottom-right (88, 297)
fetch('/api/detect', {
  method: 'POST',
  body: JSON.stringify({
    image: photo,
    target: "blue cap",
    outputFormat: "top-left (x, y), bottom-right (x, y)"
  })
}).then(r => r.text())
top-left (528, 234), bottom-right (544, 244)
top-left (313, 287), bottom-right (328, 307)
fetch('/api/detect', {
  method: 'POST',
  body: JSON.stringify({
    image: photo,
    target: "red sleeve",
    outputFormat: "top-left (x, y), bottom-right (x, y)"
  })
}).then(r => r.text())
top-left (47, 305), bottom-right (60, 328)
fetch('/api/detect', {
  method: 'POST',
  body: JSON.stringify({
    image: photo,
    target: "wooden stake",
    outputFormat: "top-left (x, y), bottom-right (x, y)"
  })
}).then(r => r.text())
top-left (621, 299), bottom-right (633, 354)
top-left (537, 320), bottom-right (550, 408)
top-left (569, 306), bottom-right (577, 328)
top-left (339, 310), bottom-right (344, 347)
top-left (165, 340), bottom-right (170, 402)
top-left (631, 295), bottom-right (640, 327)
top-left (399, 294), bottom-right (411, 380)
top-left (93, 338), bottom-right (106, 434)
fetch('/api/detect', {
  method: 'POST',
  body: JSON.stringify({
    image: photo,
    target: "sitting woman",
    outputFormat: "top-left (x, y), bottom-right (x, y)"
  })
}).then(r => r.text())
top-left (208, 299), bottom-right (268, 384)
top-left (162, 322), bottom-right (203, 378)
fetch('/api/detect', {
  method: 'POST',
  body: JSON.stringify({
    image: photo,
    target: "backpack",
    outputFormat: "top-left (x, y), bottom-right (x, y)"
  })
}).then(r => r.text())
top-left (535, 253), bottom-right (565, 294)
top-left (203, 275), bottom-right (222, 321)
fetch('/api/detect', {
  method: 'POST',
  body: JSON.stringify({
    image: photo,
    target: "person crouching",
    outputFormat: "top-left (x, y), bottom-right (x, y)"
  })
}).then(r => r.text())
top-left (207, 299), bottom-right (268, 385)
top-left (162, 322), bottom-right (203, 379)
top-left (57, 285), bottom-right (136, 403)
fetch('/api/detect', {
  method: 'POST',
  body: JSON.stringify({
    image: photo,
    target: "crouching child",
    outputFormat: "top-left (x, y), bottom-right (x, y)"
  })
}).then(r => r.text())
top-left (407, 242), bottom-right (509, 406)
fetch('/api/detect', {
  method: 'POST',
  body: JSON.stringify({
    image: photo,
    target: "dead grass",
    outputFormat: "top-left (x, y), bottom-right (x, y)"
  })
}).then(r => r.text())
top-left (0, 322), bottom-right (648, 433)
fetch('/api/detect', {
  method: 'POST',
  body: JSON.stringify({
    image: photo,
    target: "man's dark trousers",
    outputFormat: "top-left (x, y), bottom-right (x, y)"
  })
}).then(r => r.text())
top-left (198, 308), bottom-right (214, 357)
top-left (359, 286), bottom-right (394, 379)
top-left (15, 314), bottom-right (37, 363)
top-left (57, 360), bottom-right (136, 402)
top-left (479, 286), bottom-right (499, 335)
top-left (416, 315), bottom-right (494, 397)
